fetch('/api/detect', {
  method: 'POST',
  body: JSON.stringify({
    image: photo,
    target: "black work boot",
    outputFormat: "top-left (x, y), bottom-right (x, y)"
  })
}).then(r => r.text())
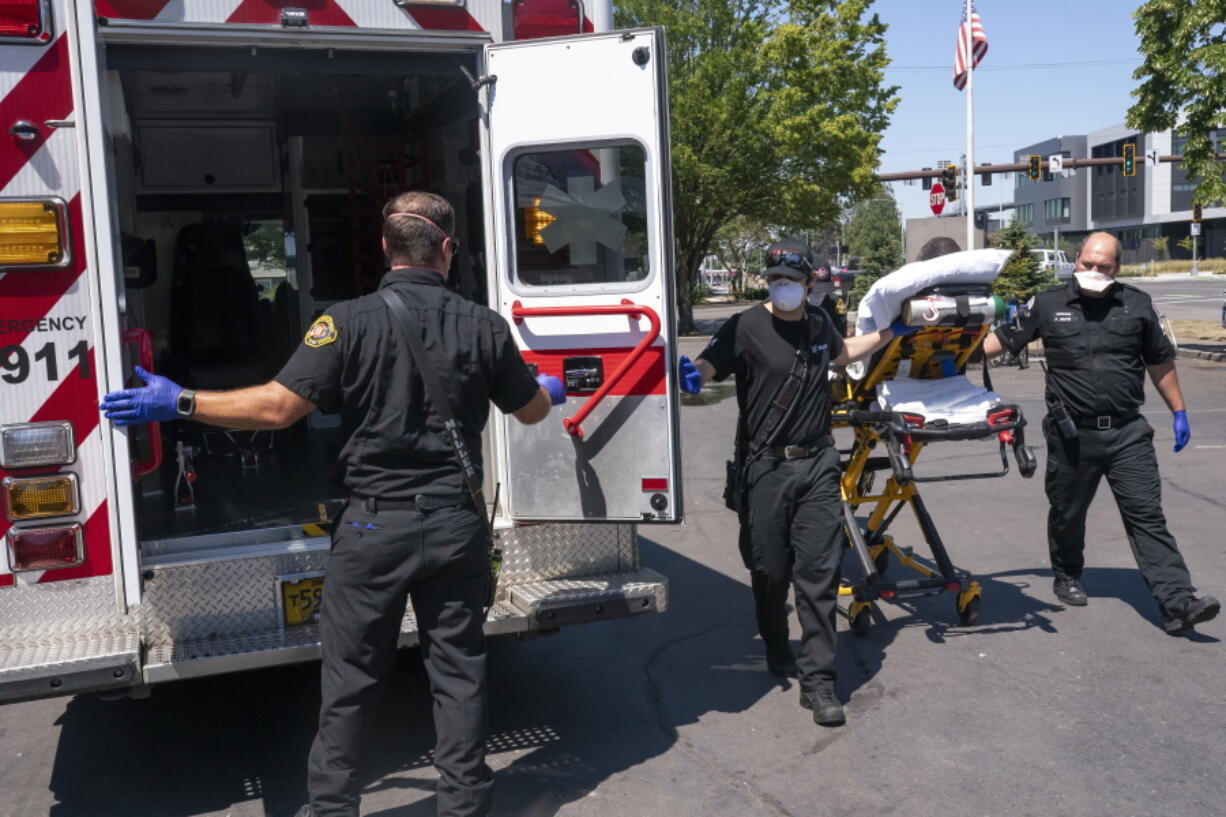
top-left (1163, 595), bottom-right (1221, 634)
top-left (765, 641), bottom-right (797, 678)
top-left (1053, 576), bottom-right (1088, 606)
top-left (799, 685), bottom-right (846, 727)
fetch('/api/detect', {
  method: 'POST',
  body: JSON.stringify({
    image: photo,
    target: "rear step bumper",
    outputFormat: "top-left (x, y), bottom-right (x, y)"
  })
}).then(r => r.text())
top-left (142, 568), bottom-right (667, 685)
top-left (0, 633), bottom-right (141, 704)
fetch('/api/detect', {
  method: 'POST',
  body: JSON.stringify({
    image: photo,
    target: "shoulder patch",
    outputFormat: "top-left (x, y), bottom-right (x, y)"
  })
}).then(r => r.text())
top-left (304, 315), bottom-right (339, 348)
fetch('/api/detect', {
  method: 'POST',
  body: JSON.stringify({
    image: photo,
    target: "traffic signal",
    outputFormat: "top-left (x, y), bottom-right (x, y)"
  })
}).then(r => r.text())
top-left (922, 167), bottom-right (932, 191)
top-left (1122, 143), bottom-right (1136, 177)
top-left (1027, 155), bottom-right (1041, 181)
top-left (1192, 201), bottom-right (1203, 222)
top-left (981, 163), bottom-right (992, 186)
top-left (944, 165), bottom-right (958, 202)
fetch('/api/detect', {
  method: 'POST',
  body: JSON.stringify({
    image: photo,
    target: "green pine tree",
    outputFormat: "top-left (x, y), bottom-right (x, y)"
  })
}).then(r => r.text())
top-left (845, 188), bottom-right (904, 308)
top-left (990, 223), bottom-right (1056, 302)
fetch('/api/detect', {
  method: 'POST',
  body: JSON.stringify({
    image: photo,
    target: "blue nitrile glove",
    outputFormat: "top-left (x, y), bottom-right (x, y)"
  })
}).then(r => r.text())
top-left (536, 373), bottom-right (566, 406)
top-left (1173, 410), bottom-right (1190, 453)
top-left (889, 318), bottom-right (919, 338)
top-left (1006, 302), bottom-right (1019, 323)
top-left (678, 355), bottom-right (702, 394)
top-left (100, 366), bottom-right (183, 426)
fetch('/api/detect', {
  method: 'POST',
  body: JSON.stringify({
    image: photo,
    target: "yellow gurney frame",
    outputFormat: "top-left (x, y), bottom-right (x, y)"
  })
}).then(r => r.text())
top-left (831, 303), bottom-right (1038, 634)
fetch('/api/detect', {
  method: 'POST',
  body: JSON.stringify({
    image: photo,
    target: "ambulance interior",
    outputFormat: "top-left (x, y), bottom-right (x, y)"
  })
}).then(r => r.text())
top-left (104, 46), bottom-right (485, 544)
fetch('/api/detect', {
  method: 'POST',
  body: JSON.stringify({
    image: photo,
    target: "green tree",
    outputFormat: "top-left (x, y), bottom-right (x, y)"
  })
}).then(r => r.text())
top-left (990, 222), bottom-right (1055, 301)
top-left (845, 188), bottom-right (903, 307)
top-left (1151, 235), bottom-right (1169, 261)
top-left (711, 217), bottom-right (772, 299)
top-left (615, 0), bottom-right (898, 332)
top-left (1128, 1), bottom-right (1226, 207)
top-left (1177, 234), bottom-right (1194, 255)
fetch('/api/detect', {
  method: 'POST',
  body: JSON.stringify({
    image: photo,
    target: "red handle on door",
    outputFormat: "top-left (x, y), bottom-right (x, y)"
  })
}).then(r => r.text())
top-left (511, 300), bottom-right (662, 440)
top-left (122, 328), bottom-right (163, 481)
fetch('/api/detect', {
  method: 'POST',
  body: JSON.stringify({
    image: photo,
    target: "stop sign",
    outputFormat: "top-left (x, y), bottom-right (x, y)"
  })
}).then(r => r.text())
top-left (929, 182), bottom-right (946, 215)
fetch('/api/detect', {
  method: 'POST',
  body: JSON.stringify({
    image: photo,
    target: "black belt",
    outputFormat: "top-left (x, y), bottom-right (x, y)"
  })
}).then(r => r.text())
top-left (761, 435), bottom-right (834, 460)
top-left (352, 494), bottom-right (471, 514)
top-left (1071, 412), bottom-right (1140, 431)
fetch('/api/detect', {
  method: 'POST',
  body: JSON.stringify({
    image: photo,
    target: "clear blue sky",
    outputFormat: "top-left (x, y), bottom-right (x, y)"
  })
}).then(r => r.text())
top-left (873, 0), bottom-right (1144, 223)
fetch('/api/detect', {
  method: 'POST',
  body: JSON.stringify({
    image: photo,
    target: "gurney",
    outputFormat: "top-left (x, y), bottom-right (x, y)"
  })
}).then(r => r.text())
top-left (831, 250), bottom-right (1038, 633)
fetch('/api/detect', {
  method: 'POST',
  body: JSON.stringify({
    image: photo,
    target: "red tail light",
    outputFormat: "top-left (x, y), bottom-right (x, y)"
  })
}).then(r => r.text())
top-left (8, 524), bottom-right (83, 571)
top-left (512, 0), bottom-right (583, 40)
top-left (0, 0), bottom-right (52, 42)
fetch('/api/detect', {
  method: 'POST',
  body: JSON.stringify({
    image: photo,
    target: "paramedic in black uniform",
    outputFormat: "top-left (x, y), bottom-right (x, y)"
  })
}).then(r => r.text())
top-left (101, 191), bottom-right (566, 817)
top-left (983, 231), bottom-right (1219, 634)
top-left (677, 239), bottom-right (914, 726)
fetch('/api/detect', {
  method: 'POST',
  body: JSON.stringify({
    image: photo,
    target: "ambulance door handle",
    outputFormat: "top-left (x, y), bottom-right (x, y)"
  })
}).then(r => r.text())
top-left (511, 300), bottom-right (661, 440)
top-left (122, 328), bottom-right (164, 481)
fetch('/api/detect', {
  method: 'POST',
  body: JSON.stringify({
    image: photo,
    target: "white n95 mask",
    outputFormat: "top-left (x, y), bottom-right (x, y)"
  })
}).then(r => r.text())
top-left (1074, 271), bottom-right (1114, 293)
top-left (769, 279), bottom-right (806, 312)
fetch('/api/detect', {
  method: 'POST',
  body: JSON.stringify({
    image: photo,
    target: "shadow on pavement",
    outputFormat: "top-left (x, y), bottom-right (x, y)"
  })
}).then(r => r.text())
top-left (46, 538), bottom-right (1194, 816)
top-left (45, 537), bottom-right (778, 817)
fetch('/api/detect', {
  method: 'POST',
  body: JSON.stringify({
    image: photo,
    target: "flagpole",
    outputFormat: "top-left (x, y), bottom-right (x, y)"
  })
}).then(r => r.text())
top-left (964, 0), bottom-right (975, 250)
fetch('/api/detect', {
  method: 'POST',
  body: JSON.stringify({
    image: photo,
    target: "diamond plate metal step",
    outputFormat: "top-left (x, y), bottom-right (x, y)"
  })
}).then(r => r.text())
top-left (0, 633), bottom-right (140, 703)
top-left (140, 569), bottom-right (666, 685)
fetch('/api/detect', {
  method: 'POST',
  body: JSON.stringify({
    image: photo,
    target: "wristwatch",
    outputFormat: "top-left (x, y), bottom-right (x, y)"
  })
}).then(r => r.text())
top-left (175, 389), bottom-right (197, 418)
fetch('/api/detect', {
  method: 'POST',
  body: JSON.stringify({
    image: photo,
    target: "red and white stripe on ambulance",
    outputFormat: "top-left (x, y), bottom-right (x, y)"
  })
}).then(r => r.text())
top-left (88, 0), bottom-right (591, 37)
top-left (1, 1), bottom-right (114, 589)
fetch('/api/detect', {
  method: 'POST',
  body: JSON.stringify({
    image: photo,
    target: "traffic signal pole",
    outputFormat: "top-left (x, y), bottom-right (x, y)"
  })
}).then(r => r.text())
top-left (874, 154), bottom-right (1226, 183)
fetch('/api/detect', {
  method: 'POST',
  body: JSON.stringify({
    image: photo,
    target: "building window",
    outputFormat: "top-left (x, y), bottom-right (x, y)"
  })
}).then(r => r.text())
top-left (1044, 198), bottom-right (1070, 223)
top-left (1016, 203), bottom-right (1033, 224)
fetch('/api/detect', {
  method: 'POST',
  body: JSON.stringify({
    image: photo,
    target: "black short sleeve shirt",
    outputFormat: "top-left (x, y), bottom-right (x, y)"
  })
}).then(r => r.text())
top-left (699, 304), bottom-right (844, 445)
top-left (994, 279), bottom-right (1174, 417)
top-left (275, 268), bottom-right (540, 499)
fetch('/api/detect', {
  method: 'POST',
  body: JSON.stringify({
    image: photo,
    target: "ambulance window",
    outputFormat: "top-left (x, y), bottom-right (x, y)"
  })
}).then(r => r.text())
top-left (511, 145), bottom-right (650, 288)
top-left (242, 219), bottom-right (290, 302)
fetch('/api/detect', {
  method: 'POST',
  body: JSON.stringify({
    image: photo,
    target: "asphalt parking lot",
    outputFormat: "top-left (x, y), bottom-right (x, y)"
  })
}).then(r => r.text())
top-left (1, 343), bottom-right (1224, 817)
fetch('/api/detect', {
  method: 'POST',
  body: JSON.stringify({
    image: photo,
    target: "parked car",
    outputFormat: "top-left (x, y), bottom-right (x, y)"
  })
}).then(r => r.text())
top-left (832, 267), bottom-right (859, 297)
top-left (1031, 248), bottom-right (1074, 280)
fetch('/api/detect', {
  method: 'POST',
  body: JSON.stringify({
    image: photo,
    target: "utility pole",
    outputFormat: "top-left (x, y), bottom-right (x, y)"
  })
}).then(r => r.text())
top-left (963, 0), bottom-right (975, 250)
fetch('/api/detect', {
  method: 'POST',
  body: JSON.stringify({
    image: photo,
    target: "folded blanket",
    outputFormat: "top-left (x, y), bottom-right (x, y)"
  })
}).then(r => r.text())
top-left (877, 374), bottom-right (1004, 426)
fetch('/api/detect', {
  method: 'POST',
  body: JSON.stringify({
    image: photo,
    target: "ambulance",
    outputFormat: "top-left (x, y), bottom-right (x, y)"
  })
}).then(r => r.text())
top-left (0, 0), bottom-right (680, 701)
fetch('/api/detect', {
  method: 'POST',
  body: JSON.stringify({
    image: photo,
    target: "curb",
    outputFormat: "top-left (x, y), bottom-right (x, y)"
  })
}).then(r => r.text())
top-left (1177, 348), bottom-right (1226, 363)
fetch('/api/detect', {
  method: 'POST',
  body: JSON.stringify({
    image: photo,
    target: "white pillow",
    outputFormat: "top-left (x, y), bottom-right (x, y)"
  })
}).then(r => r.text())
top-left (855, 248), bottom-right (1013, 335)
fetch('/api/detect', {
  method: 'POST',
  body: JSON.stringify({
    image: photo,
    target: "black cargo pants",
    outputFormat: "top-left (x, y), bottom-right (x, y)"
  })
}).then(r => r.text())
top-left (1045, 415), bottom-right (1195, 613)
top-left (308, 499), bottom-right (494, 817)
top-left (739, 445), bottom-right (843, 691)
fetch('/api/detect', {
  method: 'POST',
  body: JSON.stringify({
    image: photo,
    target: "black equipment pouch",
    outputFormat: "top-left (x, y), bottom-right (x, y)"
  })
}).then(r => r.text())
top-left (379, 288), bottom-right (502, 608)
top-left (1038, 361), bottom-right (1078, 440)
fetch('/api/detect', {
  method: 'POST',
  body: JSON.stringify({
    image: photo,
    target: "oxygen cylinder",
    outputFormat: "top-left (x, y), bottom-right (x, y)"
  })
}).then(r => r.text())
top-left (901, 294), bottom-right (1006, 326)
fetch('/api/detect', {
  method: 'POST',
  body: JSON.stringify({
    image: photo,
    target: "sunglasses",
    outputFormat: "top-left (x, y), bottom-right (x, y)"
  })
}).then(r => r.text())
top-left (768, 250), bottom-right (812, 272)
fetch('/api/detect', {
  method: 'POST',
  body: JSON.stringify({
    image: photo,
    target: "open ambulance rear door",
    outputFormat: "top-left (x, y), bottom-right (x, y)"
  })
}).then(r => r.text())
top-left (481, 28), bottom-right (682, 523)
top-left (0, 0), bottom-right (141, 702)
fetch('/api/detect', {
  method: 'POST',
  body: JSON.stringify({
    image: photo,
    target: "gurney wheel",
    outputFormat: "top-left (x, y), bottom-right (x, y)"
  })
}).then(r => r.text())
top-left (849, 603), bottom-right (873, 637)
top-left (955, 595), bottom-right (981, 626)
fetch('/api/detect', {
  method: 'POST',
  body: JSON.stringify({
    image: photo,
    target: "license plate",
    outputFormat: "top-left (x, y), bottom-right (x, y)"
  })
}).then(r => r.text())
top-left (280, 575), bottom-right (324, 627)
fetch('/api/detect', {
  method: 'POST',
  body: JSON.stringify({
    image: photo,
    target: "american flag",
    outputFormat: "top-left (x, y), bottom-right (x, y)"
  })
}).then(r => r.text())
top-left (952, 2), bottom-right (988, 91)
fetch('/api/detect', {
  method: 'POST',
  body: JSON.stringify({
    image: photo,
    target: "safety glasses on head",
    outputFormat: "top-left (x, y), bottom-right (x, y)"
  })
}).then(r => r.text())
top-left (765, 249), bottom-right (811, 281)
top-left (386, 211), bottom-right (460, 252)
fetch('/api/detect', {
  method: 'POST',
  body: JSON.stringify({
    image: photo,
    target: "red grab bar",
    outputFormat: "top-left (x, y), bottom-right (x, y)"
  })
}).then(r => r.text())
top-left (122, 328), bottom-right (163, 481)
top-left (511, 300), bottom-right (661, 440)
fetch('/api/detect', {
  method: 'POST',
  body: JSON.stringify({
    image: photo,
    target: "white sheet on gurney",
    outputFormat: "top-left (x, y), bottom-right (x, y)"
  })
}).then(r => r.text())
top-left (855, 248), bottom-right (1013, 334)
top-left (877, 375), bottom-right (1004, 425)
